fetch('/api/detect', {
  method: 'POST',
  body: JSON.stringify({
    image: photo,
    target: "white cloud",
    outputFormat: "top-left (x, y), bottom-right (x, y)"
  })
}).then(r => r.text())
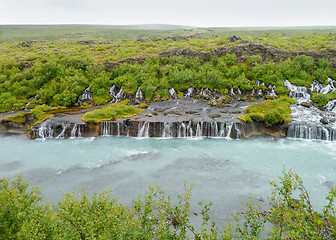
top-left (0, 0), bottom-right (335, 27)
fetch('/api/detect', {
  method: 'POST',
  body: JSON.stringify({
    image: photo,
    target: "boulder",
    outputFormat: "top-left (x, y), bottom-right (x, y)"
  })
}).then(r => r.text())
top-left (300, 102), bottom-right (312, 108)
top-left (320, 117), bottom-right (329, 125)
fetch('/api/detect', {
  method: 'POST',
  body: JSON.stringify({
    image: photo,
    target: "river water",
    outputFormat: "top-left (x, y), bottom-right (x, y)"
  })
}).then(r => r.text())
top-left (0, 135), bottom-right (335, 228)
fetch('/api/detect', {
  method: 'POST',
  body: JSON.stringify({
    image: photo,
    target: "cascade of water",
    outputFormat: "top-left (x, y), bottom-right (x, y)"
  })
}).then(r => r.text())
top-left (185, 87), bottom-right (194, 97)
top-left (177, 122), bottom-right (187, 137)
top-left (169, 88), bottom-right (177, 99)
top-left (211, 122), bottom-right (219, 137)
top-left (114, 87), bottom-right (124, 103)
top-left (325, 99), bottom-right (336, 112)
top-left (78, 125), bottom-right (82, 137)
top-left (38, 124), bottom-right (53, 139)
top-left (230, 88), bottom-right (235, 96)
top-left (267, 85), bottom-right (277, 97)
top-left (283, 79), bottom-right (310, 103)
top-left (109, 85), bottom-right (116, 96)
top-left (78, 87), bottom-right (92, 102)
top-left (195, 122), bottom-right (203, 137)
top-left (251, 88), bottom-right (255, 96)
top-left (187, 120), bottom-right (193, 137)
top-left (117, 123), bottom-right (121, 136)
top-left (256, 80), bottom-right (260, 86)
top-left (56, 123), bottom-right (69, 139)
top-left (287, 124), bottom-right (336, 141)
top-left (135, 87), bottom-right (143, 100)
top-left (237, 88), bottom-right (242, 95)
top-left (258, 89), bottom-right (263, 96)
top-left (138, 122), bottom-right (149, 138)
top-left (162, 122), bottom-right (173, 138)
top-left (225, 122), bottom-right (233, 138)
top-left (70, 124), bottom-right (77, 138)
top-left (310, 79), bottom-right (336, 94)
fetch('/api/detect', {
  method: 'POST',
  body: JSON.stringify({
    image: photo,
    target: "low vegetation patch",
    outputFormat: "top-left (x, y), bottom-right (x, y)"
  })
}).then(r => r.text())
top-left (81, 100), bottom-right (144, 123)
top-left (238, 96), bottom-right (297, 126)
top-left (311, 91), bottom-right (336, 106)
top-left (1, 170), bottom-right (335, 239)
top-left (138, 103), bottom-right (149, 108)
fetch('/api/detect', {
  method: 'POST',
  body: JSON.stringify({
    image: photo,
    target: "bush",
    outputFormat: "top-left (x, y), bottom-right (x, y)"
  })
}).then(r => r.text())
top-left (81, 100), bottom-right (144, 123)
top-left (238, 97), bottom-right (297, 126)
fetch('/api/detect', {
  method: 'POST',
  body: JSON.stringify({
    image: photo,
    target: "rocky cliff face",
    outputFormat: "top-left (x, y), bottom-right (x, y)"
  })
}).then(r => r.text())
top-left (104, 42), bottom-right (336, 71)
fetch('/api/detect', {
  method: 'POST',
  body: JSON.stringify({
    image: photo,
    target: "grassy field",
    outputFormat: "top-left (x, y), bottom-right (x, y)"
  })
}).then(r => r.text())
top-left (1, 24), bottom-right (336, 42)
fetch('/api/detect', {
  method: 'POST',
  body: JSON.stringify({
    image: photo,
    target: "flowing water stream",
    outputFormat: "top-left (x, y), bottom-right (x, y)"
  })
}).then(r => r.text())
top-left (0, 135), bottom-right (335, 229)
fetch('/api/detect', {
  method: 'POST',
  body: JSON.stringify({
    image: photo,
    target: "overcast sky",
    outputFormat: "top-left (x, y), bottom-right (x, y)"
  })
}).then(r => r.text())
top-left (1, 0), bottom-right (335, 27)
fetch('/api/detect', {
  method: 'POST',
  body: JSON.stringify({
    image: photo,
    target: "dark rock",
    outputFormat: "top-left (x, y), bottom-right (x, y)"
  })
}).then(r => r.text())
top-left (320, 117), bottom-right (329, 125)
top-left (78, 40), bottom-right (96, 45)
top-left (228, 36), bottom-right (242, 42)
top-left (300, 102), bottom-right (312, 108)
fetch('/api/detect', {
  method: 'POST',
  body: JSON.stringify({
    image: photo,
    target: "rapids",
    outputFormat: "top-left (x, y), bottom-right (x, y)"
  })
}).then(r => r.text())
top-left (0, 135), bottom-right (335, 228)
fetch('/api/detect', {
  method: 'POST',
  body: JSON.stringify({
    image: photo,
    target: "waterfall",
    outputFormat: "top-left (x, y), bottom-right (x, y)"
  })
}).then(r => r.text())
top-left (38, 124), bottom-right (53, 139)
top-left (230, 88), bottom-right (235, 96)
top-left (195, 122), bottom-right (203, 137)
top-left (78, 87), bottom-right (92, 102)
top-left (56, 123), bottom-right (69, 139)
top-left (237, 88), bottom-right (241, 95)
top-left (325, 99), bottom-right (336, 112)
top-left (310, 79), bottom-right (336, 94)
top-left (162, 122), bottom-right (173, 138)
top-left (135, 87), bottom-right (143, 100)
top-left (138, 122), bottom-right (149, 138)
top-left (287, 124), bottom-right (336, 141)
top-left (187, 120), bottom-right (193, 137)
top-left (169, 88), bottom-right (177, 99)
top-left (258, 89), bottom-right (263, 96)
top-left (177, 122), bottom-right (187, 137)
top-left (225, 122), bottom-right (233, 138)
top-left (78, 125), bottom-right (82, 137)
top-left (283, 79), bottom-right (310, 103)
top-left (117, 123), bottom-right (121, 136)
top-left (251, 88), bottom-right (255, 96)
top-left (185, 87), bottom-right (194, 97)
top-left (114, 87), bottom-right (124, 103)
top-left (109, 85), bottom-right (116, 96)
top-left (267, 85), bottom-right (277, 97)
top-left (70, 124), bottom-right (77, 138)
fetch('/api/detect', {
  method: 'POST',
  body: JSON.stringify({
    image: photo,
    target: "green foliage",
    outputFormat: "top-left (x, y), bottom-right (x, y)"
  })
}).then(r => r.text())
top-left (138, 103), bottom-right (149, 108)
top-left (0, 174), bottom-right (54, 239)
top-left (1, 170), bottom-right (335, 239)
top-left (81, 100), bottom-right (144, 123)
top-left (238, 97), bottom-right (297, 126)
top-left (311, 92), bottom-right (336, 106)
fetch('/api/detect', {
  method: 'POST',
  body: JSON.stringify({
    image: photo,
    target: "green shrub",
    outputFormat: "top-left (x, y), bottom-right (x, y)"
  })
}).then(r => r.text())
top-left (81, 100), bottom-right (144, 123)
top-left (238, 97), bottom-right (297, 126)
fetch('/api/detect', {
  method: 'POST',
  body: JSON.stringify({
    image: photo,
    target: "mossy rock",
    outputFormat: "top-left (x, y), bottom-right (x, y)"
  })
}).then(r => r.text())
top-left (238, 96), bottom-right (297, 127)
top-left (138, 103), bottom-right (149, 108)
top-left (161, 96), bottom-right (169, 101)
top-left (81, 100), bottom-right (144, 124)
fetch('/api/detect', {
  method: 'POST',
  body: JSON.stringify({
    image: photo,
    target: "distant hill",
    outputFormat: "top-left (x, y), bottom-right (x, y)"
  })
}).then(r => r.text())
top-left (0, 24), bottom-right (336, 42)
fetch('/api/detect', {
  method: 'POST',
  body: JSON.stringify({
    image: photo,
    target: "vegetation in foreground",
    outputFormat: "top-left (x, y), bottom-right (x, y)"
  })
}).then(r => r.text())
top-left (1, 170), bottom-right (335, 239)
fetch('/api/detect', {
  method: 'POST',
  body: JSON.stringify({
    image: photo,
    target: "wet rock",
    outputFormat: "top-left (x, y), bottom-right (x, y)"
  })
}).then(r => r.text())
top-left (300, 102), bottom-right (312, 108)
top-left (320, 117), bottom-right (329, 125)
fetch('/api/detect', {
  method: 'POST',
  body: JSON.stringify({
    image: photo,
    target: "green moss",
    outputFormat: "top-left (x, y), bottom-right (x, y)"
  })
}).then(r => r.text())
top-left (311, 92), bottom-right (336, 106)
top-left (177, 91), bottom-right (184, 99)
top-left (138, 103), bottom-right (149, 108)
top-left (238, 96), bottom-right (297, 127)
top-left (161, 96), bottom-right (169, 101)
top-left (81, 100), bottom-right (144, 124)
top-left (5, 112), bottom-right (31, 124)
